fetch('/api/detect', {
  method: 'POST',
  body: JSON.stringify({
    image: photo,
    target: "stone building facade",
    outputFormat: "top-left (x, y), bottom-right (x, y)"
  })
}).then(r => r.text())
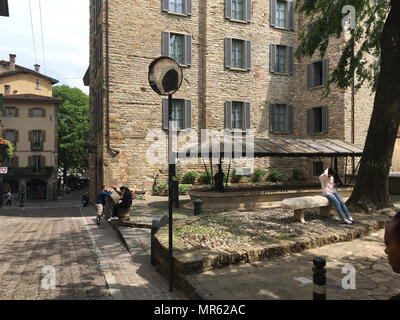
top-left (0, 54), bottom-right (61, 199)
top-left (85, 0), bottom-right (376, 201)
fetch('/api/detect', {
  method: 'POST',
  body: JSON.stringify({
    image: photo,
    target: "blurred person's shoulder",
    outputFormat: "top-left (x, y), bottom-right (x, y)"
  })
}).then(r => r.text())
top-left (389, 293), bottom-right (400, 300)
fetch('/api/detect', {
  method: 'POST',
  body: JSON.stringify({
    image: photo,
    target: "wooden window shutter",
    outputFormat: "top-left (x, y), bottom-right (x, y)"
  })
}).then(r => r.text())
top-left (15, 130), bottom-right (19, 143)
top-left (162, 32), bottom-right (170, 57)
top-left (288, 46), bottom-right (294, 74)
top-left (270, 104), bottom-right (276, 132)
top-left (225, 38), bottom-right (232, 68)
top-left (322, 106), bottom-right (329, 133)
top-left (41, 130), bottom-right (46, 142)
top-left (162, 0), bottom-right (169, 12)
top-left (270, 44), bottom-right (276, 73)
top-left (224, 101), bottom-right (232, 130)
top-left (29, 130), bottom-right (32, 142)
top-left (307, 63), bottom-right (313, 89)
top-left (185, 34), bottom-right (192, 66)
top-left (270, 0), bottom-right (276, 26)
top-left (15, 108), bottom-right (19, 117)
top-left (28, 156), bottom-right (32, 167)
top-left (162, 99), bottom-right (169, 130)
top-left (288, 105), bottom-right (294, 133)
top-left (245, 102), bottom-right (251, 130)
top-left (322, 59), bottom-right (329, 85)
top-left (14, 156), bottom-right (19, 168)
top-left (41, 156), bottom-right (46, 168)
top-left (29, 108), bottom-right (33, 117)
top-left (245, 0), bottom-right (252, 22)
top-left (42, 108), bottom-right (46, 117)
top-left (184, 100), bottom-right (192, 129)
top-left (288, 1), bottom-right (295, 30)
top-left (186, 0), bottom-right (192, 15)
top-left (225, 0), bottom-right (232, 19)
top-left (307, 108), bottom-right (313, 134)
top-left (245, 40), bottom-right (252, 71)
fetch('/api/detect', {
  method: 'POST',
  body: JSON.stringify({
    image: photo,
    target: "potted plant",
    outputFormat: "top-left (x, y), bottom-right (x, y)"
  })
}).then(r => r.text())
top-left (0, 138), bottom-right (14, 162)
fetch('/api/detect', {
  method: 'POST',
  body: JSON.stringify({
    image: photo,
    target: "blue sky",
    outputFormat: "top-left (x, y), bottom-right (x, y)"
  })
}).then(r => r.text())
top-left (0, 0), bottom-right (89, 94)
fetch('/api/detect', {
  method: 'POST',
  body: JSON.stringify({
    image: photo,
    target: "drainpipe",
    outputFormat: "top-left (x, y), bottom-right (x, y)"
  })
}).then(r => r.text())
top-left (105, 0), bottom-right (120, 155)
top-left (351, 73), bottom-right (355, 173)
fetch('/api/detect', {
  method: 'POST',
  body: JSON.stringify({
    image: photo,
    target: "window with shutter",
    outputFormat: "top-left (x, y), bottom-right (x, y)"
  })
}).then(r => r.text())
top-left (308, 59), bottom-right (329, 88)
top-left (184, 100), bottom-right (192, 129)
top-left (224, 101), bottom-right (232, 130)
top-left (308, 106), bottom-right (328, 134)
top-left (162, 98), bottom-right (189, 130)
top-left (226, 0), bottom-right (252, 23)
top-left (271, 1), bottom-right (295, 30)
top-left (231, 102), bottom-right (243, 130)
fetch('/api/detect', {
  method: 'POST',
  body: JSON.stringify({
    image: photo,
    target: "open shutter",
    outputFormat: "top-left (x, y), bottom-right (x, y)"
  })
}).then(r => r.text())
top-left (288, 46), bottom-right (294, 74)
top-left (307, 109), bottom-right (313, 134)
top-left (245, 0), bottom-right (252, 22)
top-left (15, 108), bottom-right (19, 117)
top-left (28, 130), bottom-right (32, 142)
top-left (288, 1), bottom-right (295, 30)
top-left (14, 156), bottom-right (19, 168)
top-left (15, 130), bottom-right (19, 143)
top-left (162, 32), bottom-right (170, 57)
top-left (28, 156), bottom-right (32, 167)
top-left (270, 0), bottom-right (276, 26)
top-left (225, 0), bottom-right (232, 19)
top-left (41, 156), bottom-right (46, 168)
top-left (42, 108), bottom-right (46, 117)
top-left (186, 0), bottom-right (192, 15)
top-left (245, 102), bottom-right (251, 130)
top-left (162, 99), bottom-right (169, 130)
top-left (225, 38), bottom-right (232, 68)
top-left (270, 44), bottom-right (276, 73)
top-left (322, 106), bottom-right (329, 133)
top-left (245, 40), bottom-right (251, 70)
top-left (322, 59), bottom-right (329, 85)
top-left (185, 34), bottom-right (192, 66)
top-left (307, 63), bottom-right (313, 89)
top-left (270, 104), bottom-right (276, 132)
top-left (162, 0), bottom-right (169, 12)
top-left (288, 105), bottom-right (294, 133)
top-left (29, 108), bottom-right (33, 117)
top-left (184, 100), bottom-right (192, 129)
top-left (224, 101), bottom-right (232, 130)
top-left (41, 130), bottom-right (46, 143)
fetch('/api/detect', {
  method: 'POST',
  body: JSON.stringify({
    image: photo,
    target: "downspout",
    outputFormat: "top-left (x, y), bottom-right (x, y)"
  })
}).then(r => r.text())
top-left (105, 0), bottom-right (120, 155)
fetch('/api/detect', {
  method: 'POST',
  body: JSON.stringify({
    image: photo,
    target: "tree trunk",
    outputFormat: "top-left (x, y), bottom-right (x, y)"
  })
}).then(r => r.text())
top-left (346, 1), bottom-right (400, 212)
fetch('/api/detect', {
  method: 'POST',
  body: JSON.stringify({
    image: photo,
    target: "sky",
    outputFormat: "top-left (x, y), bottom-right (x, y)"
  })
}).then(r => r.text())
top-left (0, 0), bottom-right (89, 94)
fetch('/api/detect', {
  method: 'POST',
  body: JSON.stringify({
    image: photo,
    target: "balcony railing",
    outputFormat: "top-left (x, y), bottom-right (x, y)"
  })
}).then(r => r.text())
top-left (6, 166), bottom-right (55, 178)
top-left (31, 142), bottom-right (43, 151)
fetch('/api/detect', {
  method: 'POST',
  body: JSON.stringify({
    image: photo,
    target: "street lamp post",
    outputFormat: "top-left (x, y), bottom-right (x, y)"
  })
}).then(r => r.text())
top-left (148, 57), bottom-right (183, 291)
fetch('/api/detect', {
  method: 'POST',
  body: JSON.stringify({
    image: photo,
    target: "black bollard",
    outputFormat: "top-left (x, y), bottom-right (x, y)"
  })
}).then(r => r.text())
top-left (313, 257), bottom-right (327, 300)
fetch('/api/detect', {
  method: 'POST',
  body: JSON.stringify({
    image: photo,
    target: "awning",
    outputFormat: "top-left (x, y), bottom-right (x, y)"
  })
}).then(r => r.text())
top-left (178, 137), bottom-right (364, 159)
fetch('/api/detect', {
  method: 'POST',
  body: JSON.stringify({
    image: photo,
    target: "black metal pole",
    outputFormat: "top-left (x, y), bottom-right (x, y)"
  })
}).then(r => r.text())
top-left (168, 93), bottom-right (174, 291)
top-left (313, 257), bottom-right (327, 300)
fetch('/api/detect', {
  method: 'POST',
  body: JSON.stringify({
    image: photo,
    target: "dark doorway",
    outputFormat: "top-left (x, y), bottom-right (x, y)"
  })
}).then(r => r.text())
top-left (27, 179), bottom-right (47, 200)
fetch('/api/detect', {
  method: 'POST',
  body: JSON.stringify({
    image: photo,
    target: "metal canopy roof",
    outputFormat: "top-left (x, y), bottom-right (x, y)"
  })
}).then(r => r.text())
top-left (178, 137), bottom-right (364, 159)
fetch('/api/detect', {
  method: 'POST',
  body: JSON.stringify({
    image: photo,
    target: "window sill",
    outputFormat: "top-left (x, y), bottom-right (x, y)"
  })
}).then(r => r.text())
top-left (166, 11), bottom-right (190, 17)
top-left (272, 72), bottom-right (293, 76)
top-left (228, 67), bottom-right (249, 72)
top-left (308, 84), bottom-right (326, 90)
top-left (270, 131), bottom-right (293, 134)
top-left (272, 26), bottom-right (294, 32)
top-left (228, 18), bottom-right (250, 24)
top-left (308, 132), bottom-right (328, 135)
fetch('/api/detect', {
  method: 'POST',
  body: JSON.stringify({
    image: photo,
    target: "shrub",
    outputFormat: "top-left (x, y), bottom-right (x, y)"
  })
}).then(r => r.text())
top-left (178, 184), bottom-right (192, 195)
top-left (199, 171), bottom-right (212, 185)
top-left (252, 168), bottom-right (267, 182)
top-left (153, 182), bottom-right (168, 195)
top-left (267, 168), bottom-right (283, 182)
top-left (182, 171), bottom-right (198, 184)
top-left (231, 168), bottom-right (243, 183)
top-left (291, 168), bottom-right (306, 181)
top-left (175, 172), bottom-right (183, 183)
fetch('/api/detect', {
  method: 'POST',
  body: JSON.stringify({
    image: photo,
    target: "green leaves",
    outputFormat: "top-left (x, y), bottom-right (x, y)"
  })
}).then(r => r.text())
top-left (53, 85), bottom-right (89, 174)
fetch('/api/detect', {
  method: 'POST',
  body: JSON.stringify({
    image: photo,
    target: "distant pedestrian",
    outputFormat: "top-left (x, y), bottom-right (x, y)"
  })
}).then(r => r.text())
top-left (319, 168), bottom-right (354, 224)
top-left (96, 185), bottom-right (112, 225)
top-left (6, 190), bottom-right (12, 207)
top-left (19, 193), bottom-right (24, 207)
top-left (384, 210), bottom-right (400, 300)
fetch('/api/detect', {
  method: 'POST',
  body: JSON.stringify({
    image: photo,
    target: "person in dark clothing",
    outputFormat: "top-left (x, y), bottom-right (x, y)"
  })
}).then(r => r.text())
top-left (19, 193), bottom-right (24, 207)
top-left (108, 186), bottom-right (132, 221)
top-left (385, 210), bottom-right (400, 300)
top-left (95, 185), bottom-right (113, 225)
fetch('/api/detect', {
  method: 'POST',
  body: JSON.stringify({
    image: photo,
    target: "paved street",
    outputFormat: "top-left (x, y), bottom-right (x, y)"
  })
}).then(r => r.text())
top-left (0, 191), bottom-right (185, 300)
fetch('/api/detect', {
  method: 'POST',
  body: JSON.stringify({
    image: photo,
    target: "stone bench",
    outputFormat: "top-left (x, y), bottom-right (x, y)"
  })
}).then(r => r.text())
top-left (104, 193), bottom-right (131, 223)
top-left (281, 196), bottom-right (332, 223)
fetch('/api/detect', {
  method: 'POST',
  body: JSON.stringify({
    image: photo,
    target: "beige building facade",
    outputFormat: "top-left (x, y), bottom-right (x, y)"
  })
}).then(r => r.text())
top-left (0, 54), bottom-right (62, 199)
top-left (85, 0), bottom-right (376, 200)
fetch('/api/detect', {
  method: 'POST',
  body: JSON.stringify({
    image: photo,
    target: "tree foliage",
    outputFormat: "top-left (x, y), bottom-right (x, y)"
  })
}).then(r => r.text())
top-left (53, 85), bottom-right (89, 176)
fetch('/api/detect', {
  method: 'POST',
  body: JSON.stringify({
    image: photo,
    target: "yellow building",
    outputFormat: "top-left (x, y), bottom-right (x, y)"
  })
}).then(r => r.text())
top-left (0, 54), bottom-right (62, 200)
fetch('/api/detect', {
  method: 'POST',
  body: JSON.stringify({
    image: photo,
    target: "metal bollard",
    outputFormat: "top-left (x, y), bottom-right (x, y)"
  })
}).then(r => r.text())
top-left (151, 215), bottom-right (169, 265)
top-left (313, 257), bottom-right (327, 300)
top-left (193, 195), bottom-right (203, 216)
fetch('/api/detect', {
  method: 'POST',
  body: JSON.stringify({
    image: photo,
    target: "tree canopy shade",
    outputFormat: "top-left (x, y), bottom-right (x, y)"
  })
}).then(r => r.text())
top-left (53, 85), bottom-right (89, 184)
top-left (296, 0), bottom-right (400, 211)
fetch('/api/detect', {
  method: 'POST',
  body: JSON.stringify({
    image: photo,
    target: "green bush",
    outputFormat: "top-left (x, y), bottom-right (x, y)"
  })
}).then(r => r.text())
top-left (199, 171), bottom-right (212, 185)
top-left (291, 168), bottom-right (306, 181)
top-left (182, 171), bottom-right (198, 184)
top-left (178, 184), bottom-right (192, 195)
top-left (252, 168), bottom-right (267, 182)
top-left (153, 182), bottom-right (168, 195)
top-left (267, 168), bottom-right (283, 182)
top-left (175, 172), bottom-right (183, 183)
top-left (230, 168), bottom-right (243, 183)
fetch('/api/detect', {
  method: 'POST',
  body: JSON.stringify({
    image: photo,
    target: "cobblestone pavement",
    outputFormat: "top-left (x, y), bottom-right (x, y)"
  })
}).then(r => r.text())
top-left (186, 229), bottom-right (400, 300)
top-left (0, 191), bottom-right (185, 300)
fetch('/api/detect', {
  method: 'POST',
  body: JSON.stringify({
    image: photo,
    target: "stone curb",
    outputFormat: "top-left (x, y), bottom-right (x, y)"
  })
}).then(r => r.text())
top-left (153, 212), bottom-right (394, 298)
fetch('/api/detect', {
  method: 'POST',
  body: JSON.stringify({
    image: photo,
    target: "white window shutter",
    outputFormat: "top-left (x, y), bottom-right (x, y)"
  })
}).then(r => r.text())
top-left (186, 0), bottom-right (192, 15)
top-left (185, 34), bottom-right (192, 66)
top-left (162, 32), bottom-right (170, 57)
top-left (184, 100), bottom-right (192, 129)
top-left (245, 40), bottom-right (251, 70)
top-left (225, 38), bottom-right (232, 68)
top-left (162, 0), bottom-right (169, 12)
top-left (225, 0), bottom-right (232, 19)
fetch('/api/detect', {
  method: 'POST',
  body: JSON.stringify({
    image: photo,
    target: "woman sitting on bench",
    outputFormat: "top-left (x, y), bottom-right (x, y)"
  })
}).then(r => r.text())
top-left (319, 168), bottom-right (354, 224)
top-left (108, 186), bottom-right (133, 221)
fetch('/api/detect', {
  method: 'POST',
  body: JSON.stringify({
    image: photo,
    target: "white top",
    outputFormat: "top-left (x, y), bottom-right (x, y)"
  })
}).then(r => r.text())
top-left (319, 169), bottom-right (336, 195)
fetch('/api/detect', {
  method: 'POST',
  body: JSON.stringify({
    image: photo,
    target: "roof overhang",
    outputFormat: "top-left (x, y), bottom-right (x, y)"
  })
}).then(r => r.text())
top-left (3, 94), bottom-right (64, 104)
top-left (83, 66), bottom-right (90, 86)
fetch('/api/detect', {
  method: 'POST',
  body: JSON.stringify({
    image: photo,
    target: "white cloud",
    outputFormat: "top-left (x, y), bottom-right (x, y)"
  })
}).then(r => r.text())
top-left (0, 0), bottom-right (89, 94)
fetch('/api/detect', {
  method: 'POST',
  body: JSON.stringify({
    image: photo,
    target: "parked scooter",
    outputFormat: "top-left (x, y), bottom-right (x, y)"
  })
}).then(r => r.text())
top-left (82, 192), bottom-right (89, 207)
